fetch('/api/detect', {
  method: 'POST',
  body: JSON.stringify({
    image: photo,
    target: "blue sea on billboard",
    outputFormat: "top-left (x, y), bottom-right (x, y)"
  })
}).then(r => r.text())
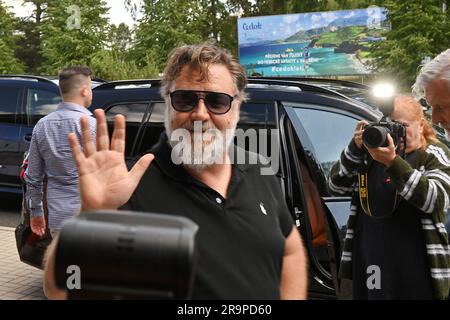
top-left (237, 8), bottom-right (388, 76)
top-left (239, 43), bottom-right (364, 76)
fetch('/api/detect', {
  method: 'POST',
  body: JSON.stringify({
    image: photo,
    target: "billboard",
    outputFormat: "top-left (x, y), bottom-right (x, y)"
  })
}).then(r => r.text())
top-left (237, 7), bottom-right (389, 77)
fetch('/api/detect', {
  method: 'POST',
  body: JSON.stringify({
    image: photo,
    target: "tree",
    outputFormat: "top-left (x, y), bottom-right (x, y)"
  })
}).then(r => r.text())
top-left (90, 49), bottom-right (159, 80)
top-left (132, 0), bottom-right (206, 72)
top-left (195, 0), bottom-right (240, 55)
top-left (107, 23), bottom-right (133, 53)
top-left (15, 0), bottom-right (51, 74)
top-left (124, 0), bottom-right (141, 20)
top-left (370, 0), bottom-right (450, 89)
top-left (0, 1), bottom-right (25, 73)
top-left (39, 0), bottom-right (109, 74)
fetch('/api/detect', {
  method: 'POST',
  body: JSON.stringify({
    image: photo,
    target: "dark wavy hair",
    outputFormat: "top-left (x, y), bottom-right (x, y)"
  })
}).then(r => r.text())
top-left (160, 42), bottom-right (248, 102)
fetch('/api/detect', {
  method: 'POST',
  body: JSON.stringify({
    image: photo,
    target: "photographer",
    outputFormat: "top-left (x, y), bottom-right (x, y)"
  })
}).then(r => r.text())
top-left (329, 95), bottom-right (450, 300)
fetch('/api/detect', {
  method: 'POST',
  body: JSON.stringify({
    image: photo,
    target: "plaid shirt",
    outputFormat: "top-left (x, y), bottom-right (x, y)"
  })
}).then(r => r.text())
top-left (24, 102), bottom-right (96, 230)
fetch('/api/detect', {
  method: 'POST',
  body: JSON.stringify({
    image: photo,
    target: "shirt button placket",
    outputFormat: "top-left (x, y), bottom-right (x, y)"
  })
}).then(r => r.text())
top-left (215, 197), bottom-right (228, 215)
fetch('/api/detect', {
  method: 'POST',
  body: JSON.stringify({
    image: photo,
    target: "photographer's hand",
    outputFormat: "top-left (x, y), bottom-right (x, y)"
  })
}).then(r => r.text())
top-left (68, 109), bottom-right (154, 212)
top-left (365, 134), bottom-right (396, 166)
top-left (354, 120), bottom-right (369, 149)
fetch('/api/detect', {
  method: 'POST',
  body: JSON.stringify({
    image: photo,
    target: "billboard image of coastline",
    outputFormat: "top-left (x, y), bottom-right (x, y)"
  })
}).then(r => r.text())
top-left (238, 8), bottom-right (389, 77)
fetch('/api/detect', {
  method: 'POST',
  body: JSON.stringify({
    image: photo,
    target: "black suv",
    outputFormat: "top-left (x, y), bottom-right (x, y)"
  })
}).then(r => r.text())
top-left (90, 78), bottom-right (383, 299)
top-left (5, 76), bottom-right (446, 299)
top-left (0, 75), bottom-right (105, 193)
top-left (0, 76), bottom-right (61, 193)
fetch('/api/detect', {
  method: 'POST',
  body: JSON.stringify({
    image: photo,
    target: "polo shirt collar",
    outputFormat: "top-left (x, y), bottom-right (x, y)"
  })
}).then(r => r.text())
top-left (57, 102), bottom-right (93, 116)
top-left (151, 132), bottom-right (251, 185)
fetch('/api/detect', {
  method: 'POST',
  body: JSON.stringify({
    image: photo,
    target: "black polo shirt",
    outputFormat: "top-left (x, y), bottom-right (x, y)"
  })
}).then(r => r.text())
top-left (122, 133), bottom-right (294, 299)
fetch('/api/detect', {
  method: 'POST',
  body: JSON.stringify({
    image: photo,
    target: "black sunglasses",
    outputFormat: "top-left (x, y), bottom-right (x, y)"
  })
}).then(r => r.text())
top-left (169, 90), bottom-right (235, 115)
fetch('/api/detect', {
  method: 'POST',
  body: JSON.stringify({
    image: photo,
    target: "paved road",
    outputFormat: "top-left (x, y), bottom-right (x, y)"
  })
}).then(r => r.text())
top-left (0, 227), bottom-right (46, 300)
top-left (0, 193), bottom-right (21, 228)
top-left (0, 193), bottom-right (46, 300)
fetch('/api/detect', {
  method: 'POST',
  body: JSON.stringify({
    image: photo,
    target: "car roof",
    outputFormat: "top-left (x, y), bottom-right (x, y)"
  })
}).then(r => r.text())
top-left (0, 74), bottom-right (58, 85)
top-left (47, 77), bottom-right (106, 89)
top-left (92, 77), bottom-right (366, 101)
top-left (251, 76), bottom-right (375, 103)
top-left (0, 74), bottom-right (105, 89)
top-left (0, 75), bottom-right (61, 92)
top-left (92, 77), bottom-right (382, 117)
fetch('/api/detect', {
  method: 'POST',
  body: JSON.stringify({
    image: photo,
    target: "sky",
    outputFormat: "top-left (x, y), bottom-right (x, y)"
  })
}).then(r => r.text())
top-left (3, 0), bottom-right (142, 27)
top-left (238, 7), bottom-right (387, 45)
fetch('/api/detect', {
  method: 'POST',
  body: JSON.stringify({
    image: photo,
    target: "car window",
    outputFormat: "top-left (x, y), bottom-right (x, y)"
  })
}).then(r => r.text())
top-left (234, 102), bottom-right (278, 168)
top-left (0, 87), bottom-right (21, 122)
top-left (106, 102), bottom-right (166, 157)
top-left (239, 102), bottom-right (276, 126)
top-left (106, 103), bottom-right (148, 123)
top-left (26, 88), bottom-right (61, 125)
top-left (106, 102), bottom-right (165, 123)
top-left (293, 106), bottom-right (359, 179)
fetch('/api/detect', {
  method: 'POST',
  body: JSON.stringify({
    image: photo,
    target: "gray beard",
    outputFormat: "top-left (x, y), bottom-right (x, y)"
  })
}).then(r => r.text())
top-left (164, 108), bottom-right (237, 172)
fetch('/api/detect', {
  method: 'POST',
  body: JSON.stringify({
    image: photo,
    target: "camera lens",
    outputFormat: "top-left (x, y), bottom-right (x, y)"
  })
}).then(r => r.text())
top-left (362, 126), bottom-right (389, 148)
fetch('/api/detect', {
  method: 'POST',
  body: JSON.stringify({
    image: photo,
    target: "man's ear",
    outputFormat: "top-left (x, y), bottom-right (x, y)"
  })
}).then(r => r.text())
top-left (80, 85), bottom-right (88, 97)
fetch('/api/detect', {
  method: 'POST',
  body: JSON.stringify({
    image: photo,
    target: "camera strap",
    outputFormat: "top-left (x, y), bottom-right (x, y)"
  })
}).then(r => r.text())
top-left (358, 171), bottom-right (401, 217)
top-left (358, 171), bottom-right (372, 216)
top-left (357, 154), bottom-right (402, 217)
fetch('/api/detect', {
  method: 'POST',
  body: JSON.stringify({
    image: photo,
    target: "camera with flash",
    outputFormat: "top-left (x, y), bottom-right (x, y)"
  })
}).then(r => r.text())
top-left (54, 210), bottom-right (198, 299)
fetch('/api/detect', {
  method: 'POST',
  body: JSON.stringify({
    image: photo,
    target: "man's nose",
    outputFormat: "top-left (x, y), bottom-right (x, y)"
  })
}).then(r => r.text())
top-left (190, 98), bottom-right (210, 121)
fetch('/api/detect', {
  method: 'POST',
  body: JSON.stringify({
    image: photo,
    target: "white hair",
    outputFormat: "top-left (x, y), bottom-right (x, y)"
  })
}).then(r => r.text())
top-left (412, 49), bottom-right (450, 100)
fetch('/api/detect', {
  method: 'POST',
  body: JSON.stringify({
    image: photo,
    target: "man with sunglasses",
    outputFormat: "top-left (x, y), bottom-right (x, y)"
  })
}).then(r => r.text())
top-left (43, 43), bottom-right (307, 300)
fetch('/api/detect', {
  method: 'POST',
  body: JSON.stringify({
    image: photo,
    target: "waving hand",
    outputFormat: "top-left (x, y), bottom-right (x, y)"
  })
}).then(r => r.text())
top-left (68, 109), bottom-right (154, 211)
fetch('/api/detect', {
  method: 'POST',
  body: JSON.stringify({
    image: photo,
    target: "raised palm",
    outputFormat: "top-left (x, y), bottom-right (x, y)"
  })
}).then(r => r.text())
top-left (69, 110), bottom-right (154, 211)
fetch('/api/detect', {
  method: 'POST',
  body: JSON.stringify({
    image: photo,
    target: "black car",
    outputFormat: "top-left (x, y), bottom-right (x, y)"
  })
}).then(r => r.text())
top-left (0, 75), bottom-right (105, 193)
top-left (4, 76), bottom-right (447, 298)
top-left (0, 75), bottom-right (61, 193)
top-left (89, 78), bottom-right (383, 299)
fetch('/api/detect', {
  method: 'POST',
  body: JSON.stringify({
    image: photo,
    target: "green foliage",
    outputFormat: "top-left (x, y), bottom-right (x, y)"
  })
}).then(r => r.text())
top-left (107, 23), bottom-right (133, 53)
top-left (39, 0), bottom-right (109, 74)
top-left (0, 40), bottom-right (25, 74)
top-left (16, 18), bottom-right (43, 74)
top-left (5, 0), bottom-right (449, 86)
top-left (370, 0), bottom-right (450, 89)
top-left (317, 26), bottom-right (366, 45)
top-left (197, 0), bottom-right (239, 56)
top-left (90, 49), bottom-right (159, 80)
top-left (132, 0), bottom-right (206, 72)
top-left (93, 20), bottom-right (158, 80)
top-left (0, 2), bottom-right (25, 73)
top-left (15, 1), bottom-right (50, 74)
top-left (124, 0), bottom-right (140, 20)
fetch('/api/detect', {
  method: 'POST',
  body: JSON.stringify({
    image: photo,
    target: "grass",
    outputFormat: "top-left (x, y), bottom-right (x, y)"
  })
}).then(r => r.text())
top-left (316, 26), bottom-right (367, 46)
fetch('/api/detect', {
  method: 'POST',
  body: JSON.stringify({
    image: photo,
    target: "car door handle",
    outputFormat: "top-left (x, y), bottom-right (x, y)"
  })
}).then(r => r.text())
top-left (24, 134), bottom-right (32, 142)
top-left (294, 207), bottom-right (302, 227)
